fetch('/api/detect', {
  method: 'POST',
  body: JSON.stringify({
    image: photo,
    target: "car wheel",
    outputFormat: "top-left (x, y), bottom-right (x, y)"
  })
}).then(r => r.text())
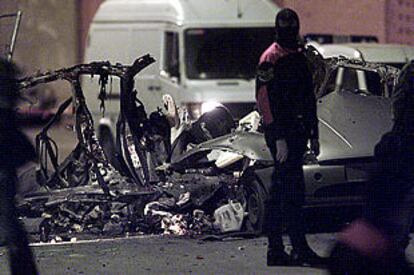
top-left (243, 177), bottom-right (267, 234)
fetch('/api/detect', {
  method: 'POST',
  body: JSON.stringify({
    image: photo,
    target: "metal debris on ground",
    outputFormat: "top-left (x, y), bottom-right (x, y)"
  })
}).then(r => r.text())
top-left (16, 51), bottom-right (406, 242)
top-left (16, 55), bottom-right (248, 241)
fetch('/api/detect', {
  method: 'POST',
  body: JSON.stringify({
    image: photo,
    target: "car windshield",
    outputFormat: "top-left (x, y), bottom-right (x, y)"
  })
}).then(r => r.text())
top-left (185, 28), bottom-right (274, 80)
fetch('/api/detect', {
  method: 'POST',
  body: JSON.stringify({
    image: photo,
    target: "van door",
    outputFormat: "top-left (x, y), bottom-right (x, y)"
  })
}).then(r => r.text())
top-left (159, 31), bottom-right (182, 108)
top-left (129, 27), bottom-right (163, 113)
top-left (85, 24), bottom-right (163, 117)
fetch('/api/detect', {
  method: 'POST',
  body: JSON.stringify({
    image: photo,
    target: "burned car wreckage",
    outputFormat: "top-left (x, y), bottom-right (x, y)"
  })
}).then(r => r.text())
top-left (16, 51), bottom-right (404, 242)
top-left (17, 55), bottom-right (249, 240)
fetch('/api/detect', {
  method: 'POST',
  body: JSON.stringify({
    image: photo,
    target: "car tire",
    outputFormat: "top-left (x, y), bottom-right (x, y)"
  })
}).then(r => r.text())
top-left (243, 176), bottom-right (267, 234)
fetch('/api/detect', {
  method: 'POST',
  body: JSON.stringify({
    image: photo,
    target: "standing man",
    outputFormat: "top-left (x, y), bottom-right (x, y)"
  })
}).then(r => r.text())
top-left (0, 57), bottom-right (38, 274)
top-left (256, 8), bottom-right (324, 266)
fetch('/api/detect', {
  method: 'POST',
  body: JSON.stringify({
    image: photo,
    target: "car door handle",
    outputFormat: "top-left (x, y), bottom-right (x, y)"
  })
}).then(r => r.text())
top-left (148, 85), bottom-right (161, 91)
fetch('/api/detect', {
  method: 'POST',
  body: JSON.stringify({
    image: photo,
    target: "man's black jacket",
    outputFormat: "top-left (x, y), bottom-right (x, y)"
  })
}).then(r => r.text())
top-left (256, 48), bottom-right (318, 141)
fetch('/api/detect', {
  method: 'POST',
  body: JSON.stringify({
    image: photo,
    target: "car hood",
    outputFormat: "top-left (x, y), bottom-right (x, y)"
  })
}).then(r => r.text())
top-left (317, 90), bottom-right (393, 162)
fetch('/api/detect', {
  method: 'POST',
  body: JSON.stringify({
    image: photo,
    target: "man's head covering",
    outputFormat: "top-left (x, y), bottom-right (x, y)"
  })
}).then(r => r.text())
top-left (274, 8), bottom-right (300, 49)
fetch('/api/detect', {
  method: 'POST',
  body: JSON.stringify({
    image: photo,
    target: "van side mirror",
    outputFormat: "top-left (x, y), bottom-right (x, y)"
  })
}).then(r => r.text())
top-left (160, 69), bottom-right (180, 84)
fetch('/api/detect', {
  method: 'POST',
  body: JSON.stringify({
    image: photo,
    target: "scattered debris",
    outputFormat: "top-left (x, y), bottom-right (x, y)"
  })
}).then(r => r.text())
top-left (15, 55), bottom-right (247, 241)
top-left (15, 51), bottom-right (405, 243)
top-left (213, 201), bottom-right (244, 233)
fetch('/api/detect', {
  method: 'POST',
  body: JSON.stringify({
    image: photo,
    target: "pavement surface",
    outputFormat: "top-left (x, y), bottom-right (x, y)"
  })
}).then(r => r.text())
top-left (1, 232), bottom-right (414, 275)
top-left (0, 234), bottom-right (334, 275)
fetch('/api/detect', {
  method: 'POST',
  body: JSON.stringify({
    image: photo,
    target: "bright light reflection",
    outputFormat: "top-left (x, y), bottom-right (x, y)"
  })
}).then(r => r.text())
top-left (201, 101), bottom-right (220, 114)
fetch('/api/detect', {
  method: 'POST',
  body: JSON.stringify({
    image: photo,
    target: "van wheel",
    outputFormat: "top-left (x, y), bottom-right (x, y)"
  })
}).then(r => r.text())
top-left (243, 176), bottom-right (266, 234)
top-left (98, 127), bottom-right (121, 170)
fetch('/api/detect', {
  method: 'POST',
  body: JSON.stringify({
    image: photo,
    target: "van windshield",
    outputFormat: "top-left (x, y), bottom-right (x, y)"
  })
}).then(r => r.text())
top-left (185, 28), bottom-right (274, 80)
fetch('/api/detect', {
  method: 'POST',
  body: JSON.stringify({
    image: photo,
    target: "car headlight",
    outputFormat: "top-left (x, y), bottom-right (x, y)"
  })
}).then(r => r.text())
top-left (186, 101), bottom-right (221, 120)
top-left (201, 101), bottom-right (220, 114)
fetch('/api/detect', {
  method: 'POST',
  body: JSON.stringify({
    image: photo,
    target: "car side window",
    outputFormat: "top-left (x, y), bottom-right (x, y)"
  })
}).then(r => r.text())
top-left (341, 68), bottom-right (358, 92)
top-left (164, 32), bottom-right (180, 80)
top-left (365, 71), bottom-right (382, 96)
top-left (325, 68), bottom-right (338, 94)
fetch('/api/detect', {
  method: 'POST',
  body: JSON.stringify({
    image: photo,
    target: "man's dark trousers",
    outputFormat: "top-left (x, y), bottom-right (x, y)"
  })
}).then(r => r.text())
top-left (264, 133), bottom-right (309, 252)
top-left (0, 167), bottom-right (37, 275)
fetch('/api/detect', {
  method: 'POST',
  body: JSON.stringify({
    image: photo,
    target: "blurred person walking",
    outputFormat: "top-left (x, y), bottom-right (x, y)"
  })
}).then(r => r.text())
top-left (0, 57), bottom-right (38, 274)
top-left (328, 61), bottom-right (414, 275)
top-left (255, 8), bottom-right (325, 267)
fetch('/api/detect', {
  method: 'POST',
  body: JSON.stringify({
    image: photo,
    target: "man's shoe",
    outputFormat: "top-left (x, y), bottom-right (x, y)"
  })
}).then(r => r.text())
top-left (267, 249), bottom-right (298, 266)
top-left (292, 249), bottom-right (328, 267)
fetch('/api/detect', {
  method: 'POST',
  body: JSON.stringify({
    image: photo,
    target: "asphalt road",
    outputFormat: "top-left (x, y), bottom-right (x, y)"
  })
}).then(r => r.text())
top-left (0, 234), bottom-right (334, 275)
top-left (1, 232), bottom-right (414, 274)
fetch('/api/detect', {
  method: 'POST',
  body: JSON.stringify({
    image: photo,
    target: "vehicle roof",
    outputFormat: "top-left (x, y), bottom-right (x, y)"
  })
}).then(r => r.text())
top-left (94, 0), bottom-right (279, 26)
top-left (308, 42), bottom-right (414, 63)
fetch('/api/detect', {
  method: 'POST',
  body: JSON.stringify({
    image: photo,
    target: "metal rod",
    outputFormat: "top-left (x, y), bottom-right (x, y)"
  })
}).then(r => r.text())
top-left (0, 12), bottom-right (19, 19)
top-left (7, 10), bottom-right (22, 62)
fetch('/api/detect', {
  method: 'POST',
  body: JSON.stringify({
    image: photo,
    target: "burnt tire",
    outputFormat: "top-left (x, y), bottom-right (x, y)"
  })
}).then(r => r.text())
top-left (243, 177), bottom-right (267, 234)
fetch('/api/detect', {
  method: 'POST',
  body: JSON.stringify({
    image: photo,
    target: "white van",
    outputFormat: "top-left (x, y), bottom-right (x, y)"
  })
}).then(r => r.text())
top-left (307, 42), bottom-right (414, 96)
top-left (84, 0), bottom-right (279, 144)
